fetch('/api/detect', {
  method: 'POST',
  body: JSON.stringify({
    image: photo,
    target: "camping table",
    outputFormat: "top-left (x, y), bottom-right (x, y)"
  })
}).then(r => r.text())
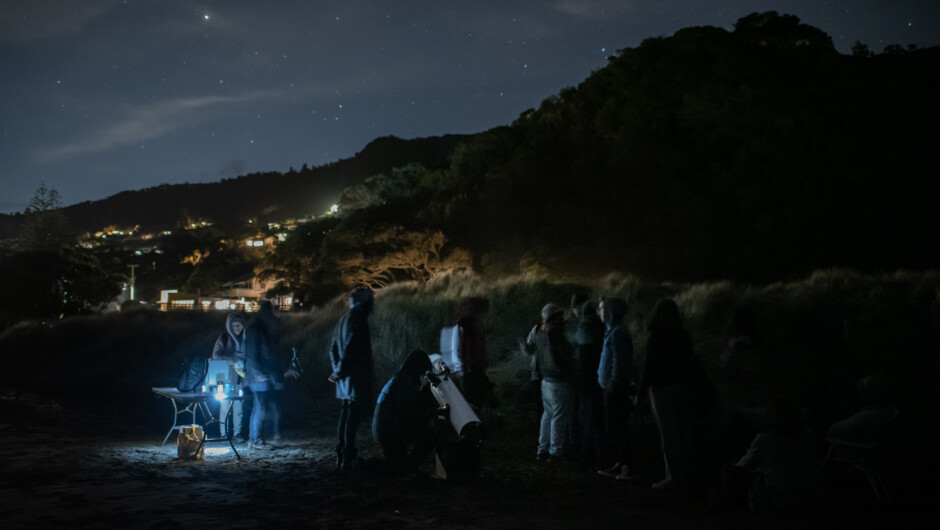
top-left (151, 387), bottom-right (244, 460)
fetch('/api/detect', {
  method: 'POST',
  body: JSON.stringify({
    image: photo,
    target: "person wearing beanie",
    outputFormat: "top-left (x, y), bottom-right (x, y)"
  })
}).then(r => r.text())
top-left (523, 302), bottom-right (576, 462)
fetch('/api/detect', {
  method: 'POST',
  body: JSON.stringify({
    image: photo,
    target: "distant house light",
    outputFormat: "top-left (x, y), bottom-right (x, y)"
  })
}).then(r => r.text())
top-left (163, 230), bottom-right (173, 235)
top-left (253, 240), bottom-right (264, 247)
top-left (277, 233), bottom-right (287, 241)
top-left (330, 204), bottom-right (339, 214)
top-left (246, 240), bottom-right (254, 247)
top-left (214, 300), bottom-right (230, 310)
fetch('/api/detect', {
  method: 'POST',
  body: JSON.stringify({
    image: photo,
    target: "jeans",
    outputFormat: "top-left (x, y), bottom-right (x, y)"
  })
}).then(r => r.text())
top-left (249, 390), bottom-right (270, 444)
top-left (219, 398), bottom-right (243, 438)
top-left (539, 379), bottom-right (573, 456)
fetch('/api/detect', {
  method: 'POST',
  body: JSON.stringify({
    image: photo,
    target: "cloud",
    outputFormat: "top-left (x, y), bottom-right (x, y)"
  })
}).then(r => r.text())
top-left (552, 0), bottom-right (634, 21)
top-left (36, 91), bottom-right (281, 162)
top-left (0, 1), bottom-right (115, 43)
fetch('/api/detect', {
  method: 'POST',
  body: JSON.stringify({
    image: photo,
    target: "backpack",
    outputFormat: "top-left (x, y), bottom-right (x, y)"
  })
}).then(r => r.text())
top-left (176, 355), bottom-right (208, 392)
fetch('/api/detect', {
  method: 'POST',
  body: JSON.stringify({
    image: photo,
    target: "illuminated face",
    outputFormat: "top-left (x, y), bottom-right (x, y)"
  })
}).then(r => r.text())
top-left (597, 300), bottom-right (606, 324)
top-left (231, 321), bottom-right (244, 335)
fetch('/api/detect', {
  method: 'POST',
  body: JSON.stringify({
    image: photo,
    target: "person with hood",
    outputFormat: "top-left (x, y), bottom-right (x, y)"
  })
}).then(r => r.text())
top-left (524, 302), bottom-right (576, 461)
top-left (439, 297), bottom-right (493, 410)
top-left (574, 299), bottom-right (608, 469)
top-left (245, 300), bottom-right (283, 450)
top-left (596, 296), bottom-right (638, 480)
top-left (637, 298), bottom-right (698, 491)
top-left (211, 312), bottom-right (247, 442)
top-left (372, 350), bottom-right (440, 476)
top-left (329, 285), bottom-right (376, 472)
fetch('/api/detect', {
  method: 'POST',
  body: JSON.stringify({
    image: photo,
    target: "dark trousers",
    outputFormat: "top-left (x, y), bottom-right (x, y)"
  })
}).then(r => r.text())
top-left (249, 390), bottom-right (269, 443)
top-left (337, 399), bottom-right (365, 456)
top-left (579, 392), bottom-right (609, 466)
top-left (380, 423), bottom-right (436, 473)
top-left (604, 389), bottom-right (633, 467)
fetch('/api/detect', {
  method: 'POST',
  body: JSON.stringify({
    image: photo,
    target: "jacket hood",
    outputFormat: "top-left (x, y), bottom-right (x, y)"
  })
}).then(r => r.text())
top-left (399, 349), bottom-right (432, 380)
top-left (601, 297), bottom-right (628, 328)
top-left (225, 312), bottom-right (246, 341)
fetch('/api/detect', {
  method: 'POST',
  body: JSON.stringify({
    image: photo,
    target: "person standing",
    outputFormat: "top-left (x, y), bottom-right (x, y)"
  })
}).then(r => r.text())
top-left (637, 298), bottom-right (698, 491)
top-left (329, 285), bottom-right (376, 472)
top-left (524, 303), bottom-right (576, 461)
top-left (574, 299), bottom-right (608, 469)
top-left (596, 296), bottom-right (638, 480)
top-left (439, 297), bottom-right (493, 410)
top-left (245, 301), bottom-right (283, 450)
top-left (211, 312), bottom-right (247, 443)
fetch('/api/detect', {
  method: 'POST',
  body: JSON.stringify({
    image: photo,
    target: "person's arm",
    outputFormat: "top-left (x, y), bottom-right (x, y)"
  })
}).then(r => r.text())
top-left (735, 433), bottom-right (766, 470)
top-left (211, 334), bottom-right (232, 361)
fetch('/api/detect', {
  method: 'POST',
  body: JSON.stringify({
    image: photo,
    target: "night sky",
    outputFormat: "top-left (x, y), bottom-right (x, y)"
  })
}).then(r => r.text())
top-left (1, 1), bottom-right (936, 214)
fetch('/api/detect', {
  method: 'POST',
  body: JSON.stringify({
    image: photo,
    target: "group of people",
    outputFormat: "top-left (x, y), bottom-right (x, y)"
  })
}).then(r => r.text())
top-left (208, 287), bottom-right (845, 515)
top-left (328, 287), bottom-right (492, 476)
top-left (210, 300), bottom-right (299, 449)
top-left (521, 296), bottom-right (705, 492)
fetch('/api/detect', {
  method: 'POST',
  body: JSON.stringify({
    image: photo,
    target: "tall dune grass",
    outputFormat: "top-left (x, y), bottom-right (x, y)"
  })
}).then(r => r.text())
top-left (2, 268), bottom-right (937, 419)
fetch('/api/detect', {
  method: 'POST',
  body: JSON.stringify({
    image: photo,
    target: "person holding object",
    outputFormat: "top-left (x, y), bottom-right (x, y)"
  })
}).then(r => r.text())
top-left (329, 285), bottom-right (376, 472)
top-left (211, 312), bottom-right (247, 443)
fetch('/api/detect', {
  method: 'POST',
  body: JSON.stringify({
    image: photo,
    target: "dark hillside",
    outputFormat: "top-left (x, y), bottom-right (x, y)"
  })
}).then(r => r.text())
top-left (0, 134), bottom-right (468, 237)
top-left (425, 14), bottom-right (940, 282)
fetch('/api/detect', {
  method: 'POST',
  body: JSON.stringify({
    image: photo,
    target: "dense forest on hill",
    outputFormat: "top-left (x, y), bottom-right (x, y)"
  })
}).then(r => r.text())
top-left (263, 12), bottom-right (939, 305)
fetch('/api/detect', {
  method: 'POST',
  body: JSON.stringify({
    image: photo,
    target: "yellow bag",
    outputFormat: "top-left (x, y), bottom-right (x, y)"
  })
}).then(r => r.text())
top-left (177, 424), bottom-right (205, 460)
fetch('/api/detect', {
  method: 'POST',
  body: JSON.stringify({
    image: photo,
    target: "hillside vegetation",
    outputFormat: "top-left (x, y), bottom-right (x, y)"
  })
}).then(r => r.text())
top-left (265, 12), bottom-right (939, 305)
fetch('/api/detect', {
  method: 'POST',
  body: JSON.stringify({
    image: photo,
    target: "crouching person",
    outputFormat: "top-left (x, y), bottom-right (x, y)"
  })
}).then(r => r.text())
top-left (373, 350), bottom-right (441, 477)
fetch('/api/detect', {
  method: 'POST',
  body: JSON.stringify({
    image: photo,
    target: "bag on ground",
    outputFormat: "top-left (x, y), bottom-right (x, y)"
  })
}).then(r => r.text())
top-left (177, 424), bottom-right (205, 460)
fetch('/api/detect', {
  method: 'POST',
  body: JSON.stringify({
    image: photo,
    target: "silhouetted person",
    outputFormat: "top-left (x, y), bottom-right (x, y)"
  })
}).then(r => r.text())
top-left (596, 296), bottom-right (638, 480)
top-left (637, 298), bottom-right (697, 491)
top-left (373, 350), bottom-right (440, 476)
top-left (245, 301), bottom-right (283, 449)
top-left (329, 285), bottom-right (376, 472)
top-left (573, 299), bottom-right (608, 469)
top-left (726, 396), bottom-right (825, 515)
top-left (717, 307), bottom-right (763, 458)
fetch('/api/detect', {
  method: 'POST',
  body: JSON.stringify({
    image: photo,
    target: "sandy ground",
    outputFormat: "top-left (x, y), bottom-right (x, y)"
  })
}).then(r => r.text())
top-left (0, 388), bottom-right (926, 529)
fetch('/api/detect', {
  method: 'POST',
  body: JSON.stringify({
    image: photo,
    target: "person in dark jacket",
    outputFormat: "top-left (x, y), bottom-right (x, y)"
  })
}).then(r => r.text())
top-left (596, 296), bottom-right (638, 480)
top-left (372, 350), bottom-right (440, 475)
top-left (245, 301), bottom-right (283, 449)
top-left (212, 311), bottom-right (247, 442)
top-left (329, 285), bottom-right (376, 471)
top-left (574, 299), bottom-right (608, 469)
top-left (525, 302), bottom-right (576, 461)
top-left (637, 298), bottom-right (698, 491)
